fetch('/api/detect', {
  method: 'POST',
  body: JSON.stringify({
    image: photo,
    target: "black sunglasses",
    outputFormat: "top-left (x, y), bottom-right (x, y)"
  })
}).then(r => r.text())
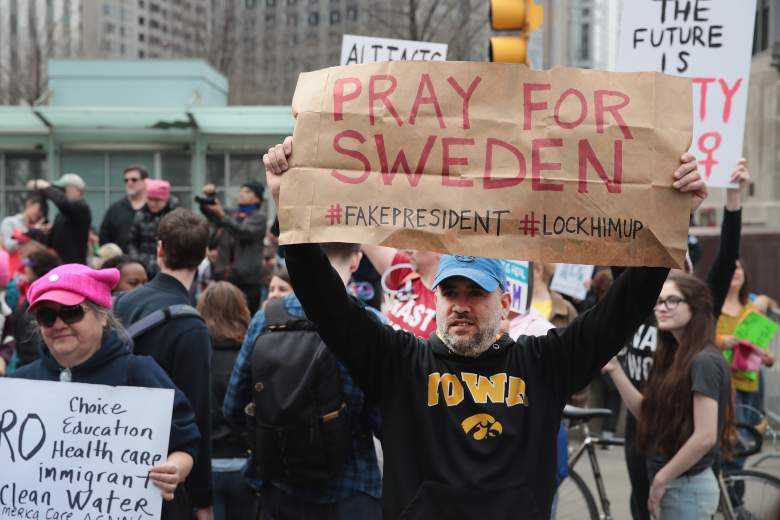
top-left (35, 304), bottom-right (88, 328)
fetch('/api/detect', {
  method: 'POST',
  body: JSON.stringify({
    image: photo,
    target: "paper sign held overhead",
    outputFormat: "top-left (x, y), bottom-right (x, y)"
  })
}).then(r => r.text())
top-left (616, 0), bottom-right (756, 188)
top-left (0, 378), bottom-right (174, 520)
top-left (341, 34), bottom-right (447, 66)
top-left (280, 61), bottom-right (693, 268)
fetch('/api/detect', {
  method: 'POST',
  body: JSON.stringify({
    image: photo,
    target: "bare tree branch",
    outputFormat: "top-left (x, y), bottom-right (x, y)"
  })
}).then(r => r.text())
top-left (419, 0), bottom-right (448, 41)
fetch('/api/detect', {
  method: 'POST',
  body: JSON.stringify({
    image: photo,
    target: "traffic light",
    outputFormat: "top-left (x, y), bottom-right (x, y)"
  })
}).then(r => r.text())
top-left (489, 0), bottom-right (544, 64)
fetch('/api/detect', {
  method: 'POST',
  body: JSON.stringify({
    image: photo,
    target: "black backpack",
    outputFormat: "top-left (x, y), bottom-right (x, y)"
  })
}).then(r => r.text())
top-left (249, 299), bottom-right (350, 482)
top-left (211, 342), bottom-right (249, 459)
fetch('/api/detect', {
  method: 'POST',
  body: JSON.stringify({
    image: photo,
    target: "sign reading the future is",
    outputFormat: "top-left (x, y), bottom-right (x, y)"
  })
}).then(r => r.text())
top-left (616, 0), bottom-right (757, 188)
top-left (0, 378), bottom-right (173, 520)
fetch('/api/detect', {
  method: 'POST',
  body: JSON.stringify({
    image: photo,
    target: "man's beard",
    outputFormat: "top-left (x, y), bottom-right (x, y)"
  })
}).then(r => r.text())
top-left (438, 312), bottom-right (502, 358)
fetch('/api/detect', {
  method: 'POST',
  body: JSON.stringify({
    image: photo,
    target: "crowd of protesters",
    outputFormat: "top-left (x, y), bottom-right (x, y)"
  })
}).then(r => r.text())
top-left (0, 141), bottom-right (776, 520)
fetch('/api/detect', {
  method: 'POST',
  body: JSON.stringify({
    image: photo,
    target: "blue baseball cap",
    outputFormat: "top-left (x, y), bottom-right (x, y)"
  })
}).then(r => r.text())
top-left (432, 255), bottom-right (506, 292)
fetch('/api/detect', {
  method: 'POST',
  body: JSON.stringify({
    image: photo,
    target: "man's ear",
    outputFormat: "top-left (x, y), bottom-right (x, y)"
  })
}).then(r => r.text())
top-left (349, 251), bottom-right (363, 274)
top-left (500, 291), bottom-right (512, 320)
top-left (157, 240), bottom-right (165, 262)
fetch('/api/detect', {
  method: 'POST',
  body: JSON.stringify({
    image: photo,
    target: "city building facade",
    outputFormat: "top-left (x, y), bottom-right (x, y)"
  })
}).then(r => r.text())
top-left (0, 0), bottom-right (210, 105)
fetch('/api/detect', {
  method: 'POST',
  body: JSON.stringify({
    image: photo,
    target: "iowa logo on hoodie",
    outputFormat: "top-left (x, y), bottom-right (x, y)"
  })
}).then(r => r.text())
top-left (461, 413), bottom-right (503, 440)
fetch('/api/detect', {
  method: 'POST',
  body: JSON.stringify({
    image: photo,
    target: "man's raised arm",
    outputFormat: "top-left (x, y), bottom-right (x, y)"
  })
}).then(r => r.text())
top-left (535, 153), bottom-right (708, 399)
top-left (264, 139), bottom-right (414, 402)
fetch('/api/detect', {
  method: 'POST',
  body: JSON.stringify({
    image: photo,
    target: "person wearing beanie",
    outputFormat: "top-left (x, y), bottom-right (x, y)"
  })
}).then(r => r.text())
top-left (99, 165), bottom-right (149, 252)
top-left (198, 181), bottom-right (267, 314)
top-left (26, 174), bottom-right (92, 265)
top-left (8, 263), bottom-right (201, 514)
top-left (128, 179), bottom-right (175, 277)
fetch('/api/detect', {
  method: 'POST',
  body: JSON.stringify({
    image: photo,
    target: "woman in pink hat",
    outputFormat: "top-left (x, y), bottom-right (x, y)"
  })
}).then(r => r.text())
top-left (9, 263), bottom-right (200, 513)
top-left (128, 179), bottom-right (175, 277)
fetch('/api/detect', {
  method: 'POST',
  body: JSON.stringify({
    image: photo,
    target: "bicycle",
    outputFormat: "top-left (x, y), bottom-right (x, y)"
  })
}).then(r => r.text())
top-left (735, 402), bottom-right (780, 470)
top-left (555, 405), bottom-right (624, 520)
top-left (717, 420), bottom-right (780, 519)
top-left (555, 406), bottom-right (780, 520)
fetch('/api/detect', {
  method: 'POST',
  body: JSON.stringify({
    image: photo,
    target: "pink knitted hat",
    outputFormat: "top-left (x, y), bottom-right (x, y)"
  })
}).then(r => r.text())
top-left (145, 179), bottom-right (171, 201)
top-left (27, 263), bottom-right (120, 311)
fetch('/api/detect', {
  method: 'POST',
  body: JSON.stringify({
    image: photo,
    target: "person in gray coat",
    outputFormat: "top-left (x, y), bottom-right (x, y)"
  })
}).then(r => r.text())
top-left (199, 180), bottom-right (267, 313)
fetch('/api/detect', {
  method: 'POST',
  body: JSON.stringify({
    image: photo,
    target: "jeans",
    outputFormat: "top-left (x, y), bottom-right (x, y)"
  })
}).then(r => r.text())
top-left (658, 469), bottom-right (719, 520)
top-left (259, 486), bottom-right (381, 520)
top-left (213, 470), bottom-right (260, 520)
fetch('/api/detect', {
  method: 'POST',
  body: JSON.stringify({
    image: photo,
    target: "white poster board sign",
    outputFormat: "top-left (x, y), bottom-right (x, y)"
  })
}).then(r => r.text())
top-left (501, 260), bottom-right (530, 314)
top-left (550, 264), bottom-right (594, 301)
top-left (341, 34), bottom-right (447, 66)
top-left (0, 378), bottom-right (174, 520)
top-left (616, 0), bottom-right (756, 187)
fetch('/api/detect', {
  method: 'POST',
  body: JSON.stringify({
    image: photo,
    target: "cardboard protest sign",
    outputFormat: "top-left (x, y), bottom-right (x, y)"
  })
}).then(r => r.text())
top-left (0, 378), bottom-right (173, 520)
top-left (501, 260), bottom-right (530, 314)
top-left (550, 264), bottom-right (595, 301)
top-left (616, 0), bottom-right (756, 188)
top-left (341, 35), bottom-right (447, 66)
top-left (734, 311), bottom-right (780, 350)
top-left (280, 61), bottom-right (693, 268)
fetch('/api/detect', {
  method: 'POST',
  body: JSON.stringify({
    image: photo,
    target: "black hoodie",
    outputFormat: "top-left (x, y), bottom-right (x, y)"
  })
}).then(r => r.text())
top-left (286, 243), bottom-right (668, 519)
top-left (10, 330), bottom-right (200, 457)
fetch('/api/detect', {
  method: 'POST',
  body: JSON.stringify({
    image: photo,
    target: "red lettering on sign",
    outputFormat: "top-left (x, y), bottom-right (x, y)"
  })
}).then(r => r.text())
top-left (484, 138), bottom-right (527, 190)
top-left (368, 75), bottom-right (404, 127)
top-left (333, 77), bottom-right (362, 122)
top-left (578, 139), bottom-right (622, 193)
top-left (594, 90), bottom-right (633, 140)
top-left (523, 83), bottom-right (551, 130)
top-left (691, 77), bottom-right (716, 121)
top-left (554, 88), bottom-right (588, 129)
top-left (531, 138), bottom-right (564, 192)
top-left (409, 73), bottom-right (445, 129)
top-left (718, 78), bottom-right (742, 124)
top-left (442, 137), bottom-right (474, 187)
top-left (447, 76), bottom-right (482, 130)
top-left (375, 134), bottom-right (436, 187)
top-left (331, 130), bottom-right (371, 184)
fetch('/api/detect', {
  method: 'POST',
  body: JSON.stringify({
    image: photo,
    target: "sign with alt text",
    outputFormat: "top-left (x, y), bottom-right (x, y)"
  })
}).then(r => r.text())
top-left (616, 0), bottom-right (757, 187)
top-left (0, 378), bottom-right (173, 520)
top-left (282, 61), bottom-right (693, 268)
top-left (340, 34), bottom-right (447, 66)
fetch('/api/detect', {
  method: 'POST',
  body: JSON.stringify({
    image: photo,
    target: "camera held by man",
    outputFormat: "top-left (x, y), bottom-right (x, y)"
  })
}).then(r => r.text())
top-left (198, 182), bottom-right (267, 314)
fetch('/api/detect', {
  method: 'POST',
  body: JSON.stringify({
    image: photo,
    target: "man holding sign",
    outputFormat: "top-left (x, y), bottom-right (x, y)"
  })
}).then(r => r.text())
top-left (262, 128), bottom-right (705, 518)
top-left (617, 0), bottom-right (756, 187)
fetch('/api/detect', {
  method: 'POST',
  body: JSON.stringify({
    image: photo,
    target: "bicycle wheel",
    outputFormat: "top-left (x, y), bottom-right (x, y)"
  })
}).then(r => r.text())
top-left (721, 468), bottom-right (780, 520)
top-left (554, 469), bottom-right (599, 520)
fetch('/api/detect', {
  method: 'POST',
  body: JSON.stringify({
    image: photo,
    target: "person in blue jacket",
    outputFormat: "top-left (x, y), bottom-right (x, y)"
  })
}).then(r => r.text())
top-left (10, 262), bottom-right (200, 508)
